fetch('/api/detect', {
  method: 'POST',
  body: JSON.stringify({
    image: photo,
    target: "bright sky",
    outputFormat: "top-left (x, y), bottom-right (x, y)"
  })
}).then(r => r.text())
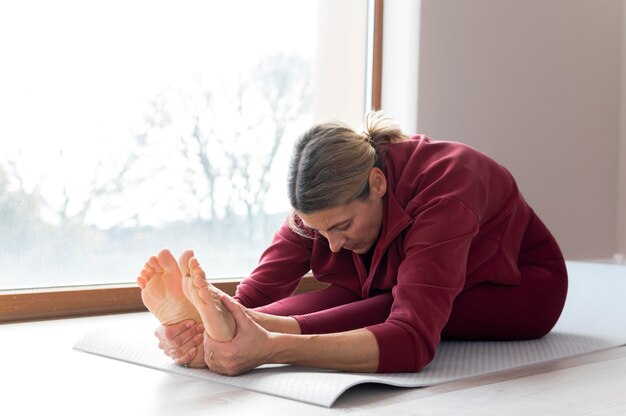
top-left (0, 0), bottom-right (317, 228)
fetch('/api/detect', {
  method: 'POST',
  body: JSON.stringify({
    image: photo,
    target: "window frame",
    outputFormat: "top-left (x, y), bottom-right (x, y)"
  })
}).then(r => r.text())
top-left (0, 0), bottom-right (384, 324)
top-left (0, 277), bottom-right (328, 323)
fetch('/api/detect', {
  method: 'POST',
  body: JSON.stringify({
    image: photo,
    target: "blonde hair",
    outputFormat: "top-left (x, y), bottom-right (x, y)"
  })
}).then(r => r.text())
top-left (287, 110), bottom-right (406, 233)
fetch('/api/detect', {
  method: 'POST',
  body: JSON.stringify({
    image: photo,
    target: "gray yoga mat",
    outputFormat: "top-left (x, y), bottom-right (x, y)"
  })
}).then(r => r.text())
top-left (74, 261), bottom-right (626, 407)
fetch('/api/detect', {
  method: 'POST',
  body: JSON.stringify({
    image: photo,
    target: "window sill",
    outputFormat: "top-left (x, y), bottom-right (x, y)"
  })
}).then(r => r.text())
top-left (0, 275), bottom-right (325, 324)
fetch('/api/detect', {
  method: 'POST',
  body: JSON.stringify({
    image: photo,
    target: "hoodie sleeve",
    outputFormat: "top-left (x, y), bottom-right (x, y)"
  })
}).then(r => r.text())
top-left (367, 197), bottom-right (479, 372)
top-left (234, 217), bottom-right (312, 308)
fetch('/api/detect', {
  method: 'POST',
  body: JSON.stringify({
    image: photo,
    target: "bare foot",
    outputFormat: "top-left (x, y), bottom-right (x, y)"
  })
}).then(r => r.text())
top-left (137, 249), bottom-right (201, 325)
top-left (137, 249), bottom-right (206, 368)
top-left (179, 249), bottom-right (236, 342)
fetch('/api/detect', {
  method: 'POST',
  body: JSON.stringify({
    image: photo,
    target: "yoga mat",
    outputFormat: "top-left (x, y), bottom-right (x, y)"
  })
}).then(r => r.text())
top-left (74, 261), bottom-right (626, 407)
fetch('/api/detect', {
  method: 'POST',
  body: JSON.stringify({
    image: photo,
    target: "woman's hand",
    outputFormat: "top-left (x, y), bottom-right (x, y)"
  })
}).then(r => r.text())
top-left (202, 295), bottom-right (380, 374)
top-left (203, 295), bottom-right (276, 376)
top-left (154, 319), bottom-right (206, 367)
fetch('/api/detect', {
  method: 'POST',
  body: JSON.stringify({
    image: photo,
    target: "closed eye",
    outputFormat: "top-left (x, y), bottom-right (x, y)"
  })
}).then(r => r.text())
top-left (333, 221), bottom-right (352, 232)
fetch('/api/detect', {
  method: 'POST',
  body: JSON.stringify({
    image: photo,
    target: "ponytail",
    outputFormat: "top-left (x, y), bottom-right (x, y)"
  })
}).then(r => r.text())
top-left (361, 110), bottom-right (406, 146)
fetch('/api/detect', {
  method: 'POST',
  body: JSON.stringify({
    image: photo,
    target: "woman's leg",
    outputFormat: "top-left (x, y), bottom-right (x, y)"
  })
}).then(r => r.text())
top-left (249, 280), bottom-right (395, 335)
top-left (249, 284), bottom-right (391, 335)
top-left (442, 212), bottom-right (568, 340)
top-left (253, 284), bottom-right (363, 316)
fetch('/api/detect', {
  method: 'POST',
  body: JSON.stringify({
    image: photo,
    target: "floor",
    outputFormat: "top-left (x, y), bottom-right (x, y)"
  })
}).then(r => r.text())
top-left (3, 312), bottom-right (626, 415)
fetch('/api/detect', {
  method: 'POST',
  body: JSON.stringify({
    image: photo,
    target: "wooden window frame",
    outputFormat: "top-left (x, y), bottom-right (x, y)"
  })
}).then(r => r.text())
top-left (371, 0), bottom-right (384, 110)
top-left (0, 277), bottom-right (328, 323)
top-left (0, 0), bottom-right (384, 324)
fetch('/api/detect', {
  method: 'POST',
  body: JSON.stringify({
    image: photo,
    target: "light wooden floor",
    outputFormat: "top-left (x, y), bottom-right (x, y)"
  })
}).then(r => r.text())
top-left (3, 312), bottom-right (626, 415)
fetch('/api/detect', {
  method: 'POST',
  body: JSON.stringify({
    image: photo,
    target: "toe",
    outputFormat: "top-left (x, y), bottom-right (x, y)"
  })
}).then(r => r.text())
top-left (188, 257), bottom-right (205, 277)
top-left (137, 276), bottom-right (147, 289)
top-left (157, 249), bottom-right (179, 274)
top-left (147, 256), bottom-right (162, 273)
top-left (190, 258), bottom-right (212, 294)
top-left (178, 249), bottom-right (195, 276)
top-left (140, 269), bottom-right (151, 281)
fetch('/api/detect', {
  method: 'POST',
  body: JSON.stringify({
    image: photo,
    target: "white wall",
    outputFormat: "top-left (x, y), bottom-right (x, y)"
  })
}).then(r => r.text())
top-left (382, 0), bottom-right (624, 259)
top-left (618, 0), bottom-right (626, 258)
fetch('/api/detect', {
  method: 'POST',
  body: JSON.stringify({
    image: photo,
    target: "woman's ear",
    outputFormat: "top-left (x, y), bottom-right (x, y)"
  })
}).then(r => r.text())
top-left (369, 167), bottom-right (387, 197)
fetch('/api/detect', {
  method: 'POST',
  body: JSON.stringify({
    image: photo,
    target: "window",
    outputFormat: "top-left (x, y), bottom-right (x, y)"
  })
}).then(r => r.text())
top-left (0, 0), bottom-right (373, 293)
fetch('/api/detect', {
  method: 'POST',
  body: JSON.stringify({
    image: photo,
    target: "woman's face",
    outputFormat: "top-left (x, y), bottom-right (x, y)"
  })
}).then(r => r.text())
top-left (297, 168), bottom-right (386, 254)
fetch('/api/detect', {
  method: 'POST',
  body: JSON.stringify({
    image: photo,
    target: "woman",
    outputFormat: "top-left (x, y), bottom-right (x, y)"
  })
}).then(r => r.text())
top-left (140, 111), bottom-right (567, 375)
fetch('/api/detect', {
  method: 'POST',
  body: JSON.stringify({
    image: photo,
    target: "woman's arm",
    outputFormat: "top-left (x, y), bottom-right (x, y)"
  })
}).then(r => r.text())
top-left (234, 219), bottom-right (313, 308)
top-left (272, 329), bottom-right (379, 372)
top-left (203, 295), bottom-right (379, 375)
top-left (153, 287), bottom-right (384, 366)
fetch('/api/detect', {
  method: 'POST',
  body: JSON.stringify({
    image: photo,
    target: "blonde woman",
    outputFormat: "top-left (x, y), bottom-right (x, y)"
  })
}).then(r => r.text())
top-left (138, 111), bottom-right (567, 374)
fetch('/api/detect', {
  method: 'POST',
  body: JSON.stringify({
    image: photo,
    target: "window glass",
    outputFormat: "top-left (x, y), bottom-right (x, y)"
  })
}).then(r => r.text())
top-left (0, 0), bottom-right (368, 289)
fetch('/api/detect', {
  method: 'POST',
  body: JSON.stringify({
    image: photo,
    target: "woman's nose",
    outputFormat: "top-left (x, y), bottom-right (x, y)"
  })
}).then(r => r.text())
top-left (327, 234), bottom-right (346, 253)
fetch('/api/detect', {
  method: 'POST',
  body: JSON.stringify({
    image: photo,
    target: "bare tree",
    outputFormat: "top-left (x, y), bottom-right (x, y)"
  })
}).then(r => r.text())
top-left (225, 55), bottom-right (311, 233)
top-left (180, 91), bottom-right (220, 222)
top-left (30, 95), bottom-right (171, 228)
top-left (118, 54), bottom-right (313, 231)
top-left (0, 162), bottom-right (46, 253)
top-left (250, 53), bottom-right (312, 213)
top-left (176, 88), bottom-right (260, 223)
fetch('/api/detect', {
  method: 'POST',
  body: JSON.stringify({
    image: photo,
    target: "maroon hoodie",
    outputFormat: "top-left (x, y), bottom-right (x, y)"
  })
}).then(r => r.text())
top-left (235, 135), bottom-right (554, 372)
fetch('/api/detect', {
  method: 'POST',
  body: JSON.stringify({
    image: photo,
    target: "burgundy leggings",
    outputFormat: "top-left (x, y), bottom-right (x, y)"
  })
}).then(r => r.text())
top-left (256, 212), bottom-right (568, 341)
